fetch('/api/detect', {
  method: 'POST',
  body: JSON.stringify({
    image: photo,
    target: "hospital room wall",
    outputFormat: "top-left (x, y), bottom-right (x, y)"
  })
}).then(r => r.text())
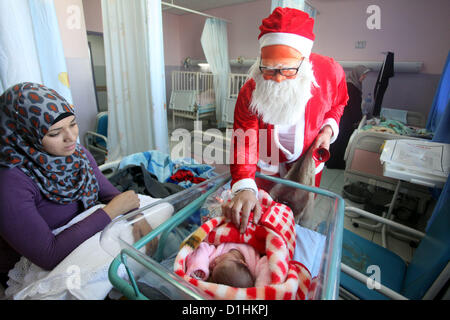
top-left (162, 11), bottom-right (184, 121)
top-left (167, 0), bottom-right (449, 118)
top-left (308, 0), bottom-right (449, 118)
top-left (79, 0), bottom-right (448, 126)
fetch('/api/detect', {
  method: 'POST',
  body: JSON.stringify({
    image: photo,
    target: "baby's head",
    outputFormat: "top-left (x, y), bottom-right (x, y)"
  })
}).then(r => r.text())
top-left (209, 249), bottom-right (254, 288)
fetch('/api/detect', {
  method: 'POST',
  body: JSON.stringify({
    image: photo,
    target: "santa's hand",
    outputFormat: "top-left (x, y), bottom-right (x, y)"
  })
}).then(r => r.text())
top-left (221, 190), bottom-right (262, 234)
top-left (313, 125), bottom-right (333, 150)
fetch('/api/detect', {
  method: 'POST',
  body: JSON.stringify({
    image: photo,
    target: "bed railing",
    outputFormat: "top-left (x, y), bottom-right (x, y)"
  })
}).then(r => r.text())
top-left (227, 73), bottom-right (248, 98)
top-left (171, 71), bottom-right (214, 93)
top-left (169, 71), bottom-right (216, 124)
top-left (222, 73), bottom-right (248, 125)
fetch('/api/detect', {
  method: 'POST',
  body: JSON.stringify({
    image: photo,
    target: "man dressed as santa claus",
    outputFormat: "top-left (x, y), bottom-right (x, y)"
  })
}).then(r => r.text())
top-left (222, 7), bottom-right (349, 233)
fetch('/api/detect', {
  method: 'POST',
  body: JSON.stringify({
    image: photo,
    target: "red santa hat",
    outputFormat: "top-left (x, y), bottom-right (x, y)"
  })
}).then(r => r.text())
top-left (258, 7), bottom-right (315, 58)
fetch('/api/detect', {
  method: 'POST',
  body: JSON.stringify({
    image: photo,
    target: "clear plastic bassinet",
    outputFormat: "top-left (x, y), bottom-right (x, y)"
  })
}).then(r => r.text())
top-left (100, 172), bottom-right (345, 300)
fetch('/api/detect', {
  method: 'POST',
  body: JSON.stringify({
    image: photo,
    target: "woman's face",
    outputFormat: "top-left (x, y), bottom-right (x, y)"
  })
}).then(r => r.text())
top-left (41, 115), bottom-right (78, 156)
top-left (359, 73), bottom-right (368, 82)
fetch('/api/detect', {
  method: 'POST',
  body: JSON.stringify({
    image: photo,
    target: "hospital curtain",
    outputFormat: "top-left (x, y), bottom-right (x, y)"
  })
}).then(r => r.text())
top-left (101, 0), bottom-right (169, 160)
top-left (0, 0), bottom-right (72, 104)
top-left (271, 0), bottom-right (317, 18)
top-left (271, 0), bottom-right (305, 12)
top-left (427, 51), bottom-right (450, 140)
top-left (200, 18), bottom-right (231, 128)
top-left (425, 51), bottom-right (450, 232)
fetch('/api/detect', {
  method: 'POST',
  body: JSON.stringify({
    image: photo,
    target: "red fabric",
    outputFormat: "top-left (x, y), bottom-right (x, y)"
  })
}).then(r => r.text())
top-left (314, 170), bottom-right (323, 187)
top-left (170, 169), bottom-right (206, 184)
top-left (258, 7), bottom-right (315, 42)
top-left (173, 191), bottom-right (312, 300)
top-left (230, 53), bottom-right (348, 188)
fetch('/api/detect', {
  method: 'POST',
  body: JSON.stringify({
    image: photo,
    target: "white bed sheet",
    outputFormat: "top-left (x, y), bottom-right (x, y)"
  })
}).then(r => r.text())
top-left (4, 195), bottom-right (172, 300)
top-left (293, 225), bottom-right (326, 278)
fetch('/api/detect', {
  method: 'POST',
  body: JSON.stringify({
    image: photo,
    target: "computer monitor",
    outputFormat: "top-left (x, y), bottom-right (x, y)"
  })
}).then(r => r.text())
top-left (372, 51), bottom-right (395, 117)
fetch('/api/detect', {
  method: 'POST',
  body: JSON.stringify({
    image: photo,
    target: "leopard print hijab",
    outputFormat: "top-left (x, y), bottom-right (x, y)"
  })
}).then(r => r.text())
top-left (0, 82), bottom-right (99, 209)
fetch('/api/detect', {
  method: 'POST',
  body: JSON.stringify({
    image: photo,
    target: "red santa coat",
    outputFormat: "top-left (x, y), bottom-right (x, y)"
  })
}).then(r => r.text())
top-left (230, 53), bottom-right (349, 194)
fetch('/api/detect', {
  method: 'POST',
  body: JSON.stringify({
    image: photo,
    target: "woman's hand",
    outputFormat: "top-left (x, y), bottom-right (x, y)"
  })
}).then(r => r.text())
top-left (132, 218), bottom-right (158, 256)
top-left (103, 190), bottom-right (140, 220)
top-left (313, 125), bottom-right (333, 150)
top-left (221, 190), bottom-right (261, 234)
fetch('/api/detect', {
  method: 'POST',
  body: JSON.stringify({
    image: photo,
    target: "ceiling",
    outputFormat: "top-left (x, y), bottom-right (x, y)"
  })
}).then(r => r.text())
top-left (161, 0), bottom-right (260, 15)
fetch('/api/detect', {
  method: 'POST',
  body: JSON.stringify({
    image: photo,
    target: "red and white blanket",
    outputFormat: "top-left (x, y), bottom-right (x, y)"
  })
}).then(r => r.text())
top-left (174, 190), bottom-right (312, 300)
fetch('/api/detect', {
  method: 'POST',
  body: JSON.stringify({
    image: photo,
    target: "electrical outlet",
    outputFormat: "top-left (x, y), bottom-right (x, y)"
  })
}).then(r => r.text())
top-left (355, 40), bottom-right (366, 49)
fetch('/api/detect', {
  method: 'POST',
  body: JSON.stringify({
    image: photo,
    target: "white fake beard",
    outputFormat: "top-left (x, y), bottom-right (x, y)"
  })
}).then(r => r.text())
top-left (248, 57), bottom-right (319, 126)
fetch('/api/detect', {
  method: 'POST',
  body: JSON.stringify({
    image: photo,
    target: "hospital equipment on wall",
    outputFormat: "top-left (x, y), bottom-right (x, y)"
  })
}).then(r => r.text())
top-left (99, 171), bottom-right (346, 300)
top-left (183, 56), bottom-right (256, 69)
top-left (183, 57), bottom-right (423, 74)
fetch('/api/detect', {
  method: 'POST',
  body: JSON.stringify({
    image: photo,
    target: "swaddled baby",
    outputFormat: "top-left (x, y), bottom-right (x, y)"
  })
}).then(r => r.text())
top-left (174, 189), bottom-right (312, 300)
top-left (185, 242), bottom-right (271, 288)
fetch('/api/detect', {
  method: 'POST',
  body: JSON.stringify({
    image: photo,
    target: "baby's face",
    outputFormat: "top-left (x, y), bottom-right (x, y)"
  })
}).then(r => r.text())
top-left (209, 249), bottom-right (254, 288)
top-left (210, 249), bottom-right (246, 271)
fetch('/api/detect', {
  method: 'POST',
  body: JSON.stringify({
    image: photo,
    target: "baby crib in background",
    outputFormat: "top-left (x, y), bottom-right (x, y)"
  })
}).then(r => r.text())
top-left (222, 73), bottom-right (248, 127)
top-left (169, 71), bottom-right (216, 127)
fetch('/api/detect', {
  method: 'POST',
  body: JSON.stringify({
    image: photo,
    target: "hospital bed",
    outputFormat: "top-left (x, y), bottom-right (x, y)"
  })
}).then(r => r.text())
top-left (169, 71), bottom-right (216, 127)
top-left (222, 73), bottom-right (248, 127)
top-left (343, 110), bottom-right (433, 236)
top-left (100, 172), bottom-right (346, 300)
top-left (84, 112), bottom-right (108, 164)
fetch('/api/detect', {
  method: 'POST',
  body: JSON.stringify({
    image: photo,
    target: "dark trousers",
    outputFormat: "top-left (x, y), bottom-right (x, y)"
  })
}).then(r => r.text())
top-left (327, 83), bottom-right (362, 169)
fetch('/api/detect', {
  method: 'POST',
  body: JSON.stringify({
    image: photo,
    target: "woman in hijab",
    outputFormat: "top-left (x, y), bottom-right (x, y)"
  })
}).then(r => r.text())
top-left (0, 82), bottom-right (144, 288)
top-left (327, 65), bottom-right (370, 169)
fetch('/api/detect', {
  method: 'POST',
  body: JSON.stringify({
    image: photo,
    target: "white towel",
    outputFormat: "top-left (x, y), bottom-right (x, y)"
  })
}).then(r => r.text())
top-left (5, 194), bottom-right (173, 300)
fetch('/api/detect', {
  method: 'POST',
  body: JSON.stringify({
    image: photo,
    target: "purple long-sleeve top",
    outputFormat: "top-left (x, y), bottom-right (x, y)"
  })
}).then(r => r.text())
top-left (0, 146), bottom-right (120, 272)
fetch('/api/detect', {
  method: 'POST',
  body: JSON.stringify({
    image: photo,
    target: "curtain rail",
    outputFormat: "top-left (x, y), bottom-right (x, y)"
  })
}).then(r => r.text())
top-left (161, 1), bottom-right (231, 23)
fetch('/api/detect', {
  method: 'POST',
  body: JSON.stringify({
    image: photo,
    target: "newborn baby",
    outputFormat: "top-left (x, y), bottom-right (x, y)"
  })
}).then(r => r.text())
top-left (185, 242), bottom-right (271, 288)
top-left (209, 249), bottom-right (254, 287)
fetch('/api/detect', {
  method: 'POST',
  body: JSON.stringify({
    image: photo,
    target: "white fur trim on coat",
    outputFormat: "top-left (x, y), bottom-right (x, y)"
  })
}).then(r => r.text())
top-left (232, 178), bottom-right (259, 197)
top-left (321, 118), bottom-right (339, 144)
